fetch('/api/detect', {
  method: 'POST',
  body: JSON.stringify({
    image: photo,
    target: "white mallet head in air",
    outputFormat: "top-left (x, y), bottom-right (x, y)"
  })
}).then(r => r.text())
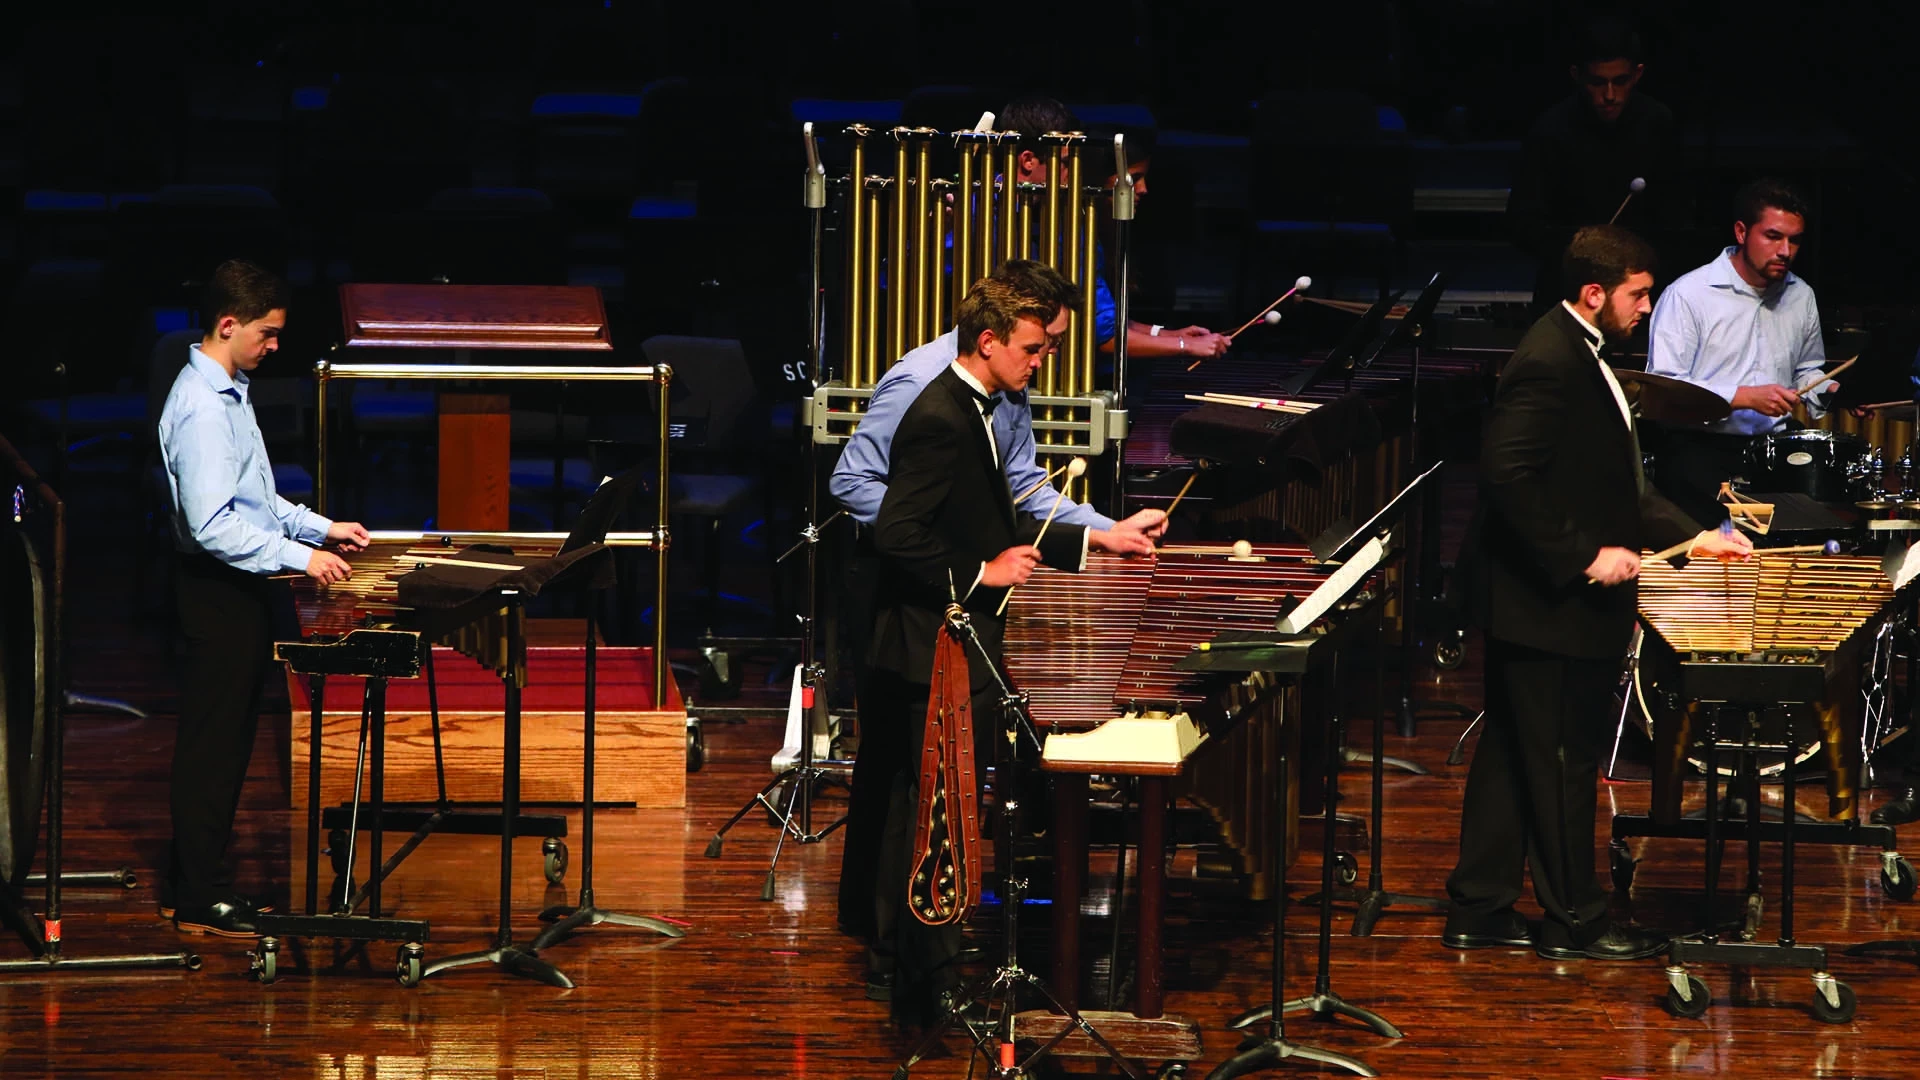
top-left (1264, 310), bottom-right (1283, 325)
top-left (1629, 176), bottom-right (1646, 193)
top-left (1295, 275), bottom-right (1312, 291)
top-left (1065, 457), bottom-right (1088, 480)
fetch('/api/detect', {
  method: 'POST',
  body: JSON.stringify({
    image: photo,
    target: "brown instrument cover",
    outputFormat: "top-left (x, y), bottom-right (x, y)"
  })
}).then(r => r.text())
top-left (907, 625), bottom-right (981, 927)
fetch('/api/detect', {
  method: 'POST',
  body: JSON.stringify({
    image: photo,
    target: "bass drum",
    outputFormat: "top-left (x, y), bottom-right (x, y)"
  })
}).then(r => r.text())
top-left (0, 527), bottom-right (48, 886)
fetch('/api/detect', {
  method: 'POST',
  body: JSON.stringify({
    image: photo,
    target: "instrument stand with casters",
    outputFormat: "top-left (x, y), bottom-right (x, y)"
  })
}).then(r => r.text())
top-left (252, 630), bottom-right (432, 985)
top-left (533, 610), bottom-right (685, 949)
top-left (1310, 606), bottom-right (1449, 937)
top-left (421, 590), bottom-right (572, 988)
top-left (891, 608), bottom-right (1147, 1080)
top-left (703, 130), bottom-right (849, 898)
top-left (1654, 703), bottom-right (1856, 1022)
top-left (0, 443), bottom-right (197, 976)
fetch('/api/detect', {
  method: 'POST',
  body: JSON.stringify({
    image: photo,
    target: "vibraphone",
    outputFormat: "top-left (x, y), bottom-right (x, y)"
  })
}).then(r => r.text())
top-left (1617, 552), bottom-right (1914, 1021)
top-left (1003, 540), bottom-right (1382, 1059)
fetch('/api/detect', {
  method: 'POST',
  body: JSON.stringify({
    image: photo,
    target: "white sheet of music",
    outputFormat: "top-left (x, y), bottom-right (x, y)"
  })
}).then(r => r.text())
top-left (1276, 536), bottom-right (1385, 635)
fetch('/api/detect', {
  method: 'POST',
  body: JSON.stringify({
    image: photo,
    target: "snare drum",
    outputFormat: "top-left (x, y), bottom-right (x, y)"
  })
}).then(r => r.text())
top-left (1743, 429), bottom-right (1874, 502)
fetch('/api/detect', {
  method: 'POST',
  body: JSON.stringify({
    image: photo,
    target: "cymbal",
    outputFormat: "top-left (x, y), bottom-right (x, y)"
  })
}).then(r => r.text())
top-left (1611, 369), bottom-right (1732, 425)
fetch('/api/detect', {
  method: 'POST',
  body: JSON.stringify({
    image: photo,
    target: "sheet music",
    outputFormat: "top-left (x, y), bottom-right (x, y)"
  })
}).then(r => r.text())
top-left (1276, 536), bottom-right (1385, 635)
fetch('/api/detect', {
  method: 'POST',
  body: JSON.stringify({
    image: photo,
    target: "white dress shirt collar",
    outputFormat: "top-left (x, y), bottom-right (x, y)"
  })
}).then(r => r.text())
top-left (1562, 302), bottom-right (1634, 431)
top-left (949, 360), bottom-right (999, 465)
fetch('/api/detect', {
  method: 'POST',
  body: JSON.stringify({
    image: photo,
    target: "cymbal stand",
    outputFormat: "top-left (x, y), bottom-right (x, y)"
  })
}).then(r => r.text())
top-left (533, 608), bottom-right (685, 950)
top-left (420, 590), bottom-right (572, 988)
top-left (892, 609), bottom-right (1144, 1080)
top-left (0, 448), bottom-right (197, 976)
top-left (703, 130), bottom-right (848, 899)
top-left (1209, 657), bottom-right (1374, 1080)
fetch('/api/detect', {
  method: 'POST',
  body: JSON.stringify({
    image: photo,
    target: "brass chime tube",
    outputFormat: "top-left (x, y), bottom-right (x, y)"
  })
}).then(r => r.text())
top-left (889, 129), bottom-right (911, 368)
top-left (864, 177), bottom-right (885, 386)
top-left (1080, 198), bottom-right (1098, 397)
top-left (930, 181), bottom-right (950, 337)
top-left (846, 127), bottom-right (868, 387)
top-left (999, 135), bottom-right (1020, 267)
top-left (912, 132), bottom-right (934, 349)
top-left (1063, 139), bottom-right (1086, 400)
top-left (1042, 133), bottom-right (1063, 269)
top-left (956, 137), bottom-right (977, 316)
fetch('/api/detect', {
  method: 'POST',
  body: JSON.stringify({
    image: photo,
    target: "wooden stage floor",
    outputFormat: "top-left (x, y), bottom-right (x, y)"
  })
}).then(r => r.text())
top-left (6, 553), bottom-right (1920, 1077)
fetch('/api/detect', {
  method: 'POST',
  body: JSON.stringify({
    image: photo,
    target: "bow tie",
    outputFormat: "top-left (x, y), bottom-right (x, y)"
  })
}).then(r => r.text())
top-left (971, 391), bottom-right (999, 419)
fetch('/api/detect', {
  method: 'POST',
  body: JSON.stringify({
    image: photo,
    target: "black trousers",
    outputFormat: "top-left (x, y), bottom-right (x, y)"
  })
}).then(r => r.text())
top-left (169, 554), bottom-right (282, 907)
top-left (1447, 636), bottom-right (1618, 947)
top-left (835, 534), bottom-right (890, 939)
top-left (1653, 428), bottom-right (1751, 530)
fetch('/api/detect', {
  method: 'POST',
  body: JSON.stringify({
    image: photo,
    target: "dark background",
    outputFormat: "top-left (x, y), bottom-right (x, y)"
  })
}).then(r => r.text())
top-left (2, 0), bottom-right (1910, 643)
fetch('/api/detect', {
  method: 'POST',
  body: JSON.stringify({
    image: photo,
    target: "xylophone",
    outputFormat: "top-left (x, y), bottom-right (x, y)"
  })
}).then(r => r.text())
top-left (1623, 551), bottom-right (1915, 1022)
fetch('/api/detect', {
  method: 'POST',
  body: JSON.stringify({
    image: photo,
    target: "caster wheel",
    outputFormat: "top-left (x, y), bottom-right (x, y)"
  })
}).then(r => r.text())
top-left (686, 720), bottom-right (706, 773)
top-left (1431, 636), bottom-right (1466, 671)
top-left (395, 943), bottom-right (424, 988)
top-left (1334, 851), bottom-right (1358, 887)
top-left (185, 953), bottom-right (203, 971)
top-left (1156, 1064), bottom-right (1188, 1079)
top-left (1610, 842), bottom-right (1637, 896)
top-left (1882, 856), bottom-right (1916, 901)
top-left (327, 829), bottom-right (350, 876)
top-left (1811, 980), bottom-right (1857, 1024)
top-left (249, 939), bottom-right (280, 985)
top-left (543, 837), bottom-right (569, 885)
top-left (1663, 974), bottom-right (1710, 1018)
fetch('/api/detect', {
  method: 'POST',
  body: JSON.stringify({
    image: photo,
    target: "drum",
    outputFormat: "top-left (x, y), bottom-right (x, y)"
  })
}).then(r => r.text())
top-left (1743, 429), bottom-right (1875, 502)
top-left (0, 528), bottom-right (48, 886)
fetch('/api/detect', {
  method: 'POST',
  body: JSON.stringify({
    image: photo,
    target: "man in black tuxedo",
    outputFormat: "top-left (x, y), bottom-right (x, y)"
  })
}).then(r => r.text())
top-left (1448, 226), bottom-right (1751, 961)
top-left (867, 275), bottom-right (1093, 1026)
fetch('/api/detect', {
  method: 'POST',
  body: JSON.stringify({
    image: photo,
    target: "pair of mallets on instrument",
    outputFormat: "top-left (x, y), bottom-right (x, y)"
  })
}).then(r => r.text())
top-left (1185, 275), bottom-right (1312, 372)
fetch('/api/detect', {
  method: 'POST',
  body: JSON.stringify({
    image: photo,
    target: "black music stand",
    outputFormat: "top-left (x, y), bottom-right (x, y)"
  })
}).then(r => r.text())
top-left (890, 608), bottom-right (1145, 1080)
top-left (1355, 273), bottom-right (1476, 741)
top-left (533, 471), bottom-right (686, 950)
top-left (1189, 472), bottom-right (1441, 1080)
top-left (0, 440), bottom-right (199, 978)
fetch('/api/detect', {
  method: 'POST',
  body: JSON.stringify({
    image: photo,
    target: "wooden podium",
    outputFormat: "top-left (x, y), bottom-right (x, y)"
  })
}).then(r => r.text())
top-left (337, 284), bottom-right (613, 530)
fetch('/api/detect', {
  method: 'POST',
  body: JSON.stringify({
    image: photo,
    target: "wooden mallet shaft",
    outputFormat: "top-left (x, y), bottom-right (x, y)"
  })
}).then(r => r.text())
top-left (1796, 355), bottom-right (1857, 395)
top-left (1163, 470), bottom-right (1200, 517)
top-left (1014, 460), bottom-right (1070, 504)
top-left (998, 457), bottom-right (1084, 615)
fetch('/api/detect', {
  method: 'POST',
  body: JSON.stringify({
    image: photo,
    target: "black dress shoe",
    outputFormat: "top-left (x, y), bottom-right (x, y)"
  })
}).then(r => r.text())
top-left (1535, 924), bottom-right (1667, 962)
top-left (1872, 788), bottom-right (1918, 826)
top-left (866, 970), bottom-right (894, 1002)
top-left (1443, 912), bottom-right (1534, 950)
top-left (172, 899), bottom-right (263, 938)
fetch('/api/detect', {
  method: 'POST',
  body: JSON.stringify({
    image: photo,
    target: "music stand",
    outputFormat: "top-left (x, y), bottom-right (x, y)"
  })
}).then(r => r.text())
top-left (1365, 274), bottom-right (1476, 738)
top-left (1279, 291), bottom-right (1402, 399)
top-left (532, 470), bottom-right (687, 951)
top-left (889, 607), bottom-right (1145, 1080)
top-left (1192, 468), bottom-right (1442, 1080)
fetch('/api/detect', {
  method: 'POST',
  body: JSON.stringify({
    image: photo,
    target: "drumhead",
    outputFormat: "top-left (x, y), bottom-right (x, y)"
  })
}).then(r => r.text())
top-left (0, 528), bottom-right (48, 885)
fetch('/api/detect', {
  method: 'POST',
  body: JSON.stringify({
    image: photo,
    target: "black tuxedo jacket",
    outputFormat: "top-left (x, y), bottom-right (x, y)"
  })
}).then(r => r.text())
top-left (1461, 305), bottom-right (1698, 660)
top-left (869, 366), bottom-right (1087, 687)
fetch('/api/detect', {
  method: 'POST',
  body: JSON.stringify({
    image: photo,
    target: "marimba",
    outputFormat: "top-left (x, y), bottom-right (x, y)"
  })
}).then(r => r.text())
top-left (1003, 540), bottom-right (1382, 1059)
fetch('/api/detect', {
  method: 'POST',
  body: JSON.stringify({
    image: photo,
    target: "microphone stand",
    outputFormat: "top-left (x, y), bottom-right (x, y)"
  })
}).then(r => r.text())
top-left (890, 606), bottom-right (1144, 1080)
top-left (703, 126), bottom-right (848, 898)
top-left (1108, 134), bottom-right (1134, 520)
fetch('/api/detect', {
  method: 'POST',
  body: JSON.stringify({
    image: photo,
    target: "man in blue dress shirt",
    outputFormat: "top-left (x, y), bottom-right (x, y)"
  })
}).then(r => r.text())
top-left (830, 259), bottom-right (1166, 997)
top-left (1647, 178), bottom-right (1833, 527)
top-left (157, 260), bottom-right (370, 937)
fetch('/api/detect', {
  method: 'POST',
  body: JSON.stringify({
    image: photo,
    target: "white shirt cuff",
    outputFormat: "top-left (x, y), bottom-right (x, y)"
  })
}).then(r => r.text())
top-left (1077, 527), bottom-right (1088, 571)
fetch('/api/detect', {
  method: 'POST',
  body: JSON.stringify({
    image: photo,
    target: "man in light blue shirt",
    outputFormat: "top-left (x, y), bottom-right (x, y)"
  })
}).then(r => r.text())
top-left (157, 260), bottom-right (369, 938)
top-left (1647, 178), bottom-right (1832, 526)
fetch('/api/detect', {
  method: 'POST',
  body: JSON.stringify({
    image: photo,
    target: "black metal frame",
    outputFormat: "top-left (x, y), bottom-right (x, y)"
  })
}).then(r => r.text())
top-left (0, 433), bottom-right (198, 976)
